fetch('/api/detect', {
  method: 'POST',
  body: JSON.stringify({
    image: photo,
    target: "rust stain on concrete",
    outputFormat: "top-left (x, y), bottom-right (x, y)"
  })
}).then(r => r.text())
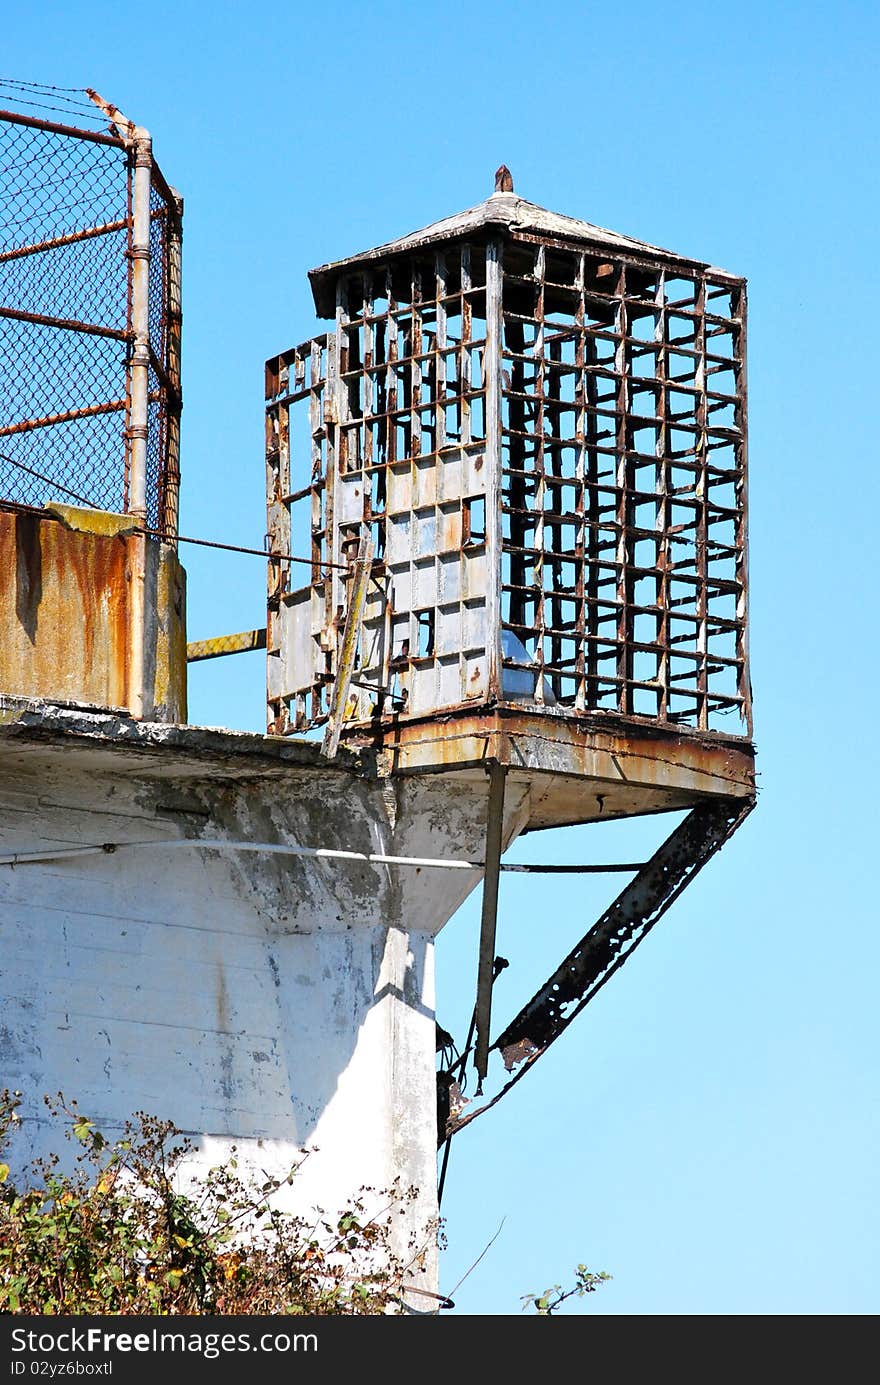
top-left (0, 505), bottom-right (186, 719)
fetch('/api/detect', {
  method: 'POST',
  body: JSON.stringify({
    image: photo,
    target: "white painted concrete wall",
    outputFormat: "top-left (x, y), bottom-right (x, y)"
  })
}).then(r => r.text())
top-left (0, 708), bottom-right (530, 1301)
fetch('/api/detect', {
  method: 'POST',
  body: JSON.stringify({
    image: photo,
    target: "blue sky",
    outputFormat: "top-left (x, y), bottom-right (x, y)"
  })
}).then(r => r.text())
top-left (3, 0), bottom-right (879, 1314)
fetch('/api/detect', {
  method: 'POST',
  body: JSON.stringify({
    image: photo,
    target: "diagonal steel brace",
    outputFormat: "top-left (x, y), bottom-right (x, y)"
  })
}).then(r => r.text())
top-left (445, 795), bottom-right (755, 1139)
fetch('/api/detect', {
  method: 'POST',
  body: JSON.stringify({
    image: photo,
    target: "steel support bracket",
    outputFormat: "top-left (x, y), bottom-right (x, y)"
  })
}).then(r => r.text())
top-left (445, 794), bottom-right (755, 1139)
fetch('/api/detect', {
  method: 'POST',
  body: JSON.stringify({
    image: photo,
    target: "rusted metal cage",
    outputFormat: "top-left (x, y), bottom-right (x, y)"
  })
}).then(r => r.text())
top-left (0, 89), bottom-right (182, 533)
top-left (266, 186), bottom-right (751, 741)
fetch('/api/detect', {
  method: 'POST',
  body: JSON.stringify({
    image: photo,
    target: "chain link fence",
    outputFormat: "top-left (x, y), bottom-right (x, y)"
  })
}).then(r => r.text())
top-left (0, 89), bottom-right (181, 532)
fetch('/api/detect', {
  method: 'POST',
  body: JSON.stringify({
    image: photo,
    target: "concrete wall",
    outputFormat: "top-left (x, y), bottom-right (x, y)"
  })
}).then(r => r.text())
top-left (0, 707), bottom-right (530, 1300)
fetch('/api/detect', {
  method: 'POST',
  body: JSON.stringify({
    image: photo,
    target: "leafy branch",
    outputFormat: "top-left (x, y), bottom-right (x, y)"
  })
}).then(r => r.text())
top-left (522, 1264), bottom-right (611, 1315)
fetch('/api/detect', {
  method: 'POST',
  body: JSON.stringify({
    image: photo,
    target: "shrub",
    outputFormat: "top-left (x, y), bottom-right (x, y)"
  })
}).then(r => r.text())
top-left (0, 1090), bottom-right (430, 1316)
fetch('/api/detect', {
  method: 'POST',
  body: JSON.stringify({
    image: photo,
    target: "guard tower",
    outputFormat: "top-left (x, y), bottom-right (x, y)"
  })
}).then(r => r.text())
top-left (265, 171), bottom-right (756, 1107)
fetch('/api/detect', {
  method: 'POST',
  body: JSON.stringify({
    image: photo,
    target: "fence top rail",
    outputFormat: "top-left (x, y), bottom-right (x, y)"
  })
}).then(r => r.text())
top-left (0, 106), bottom-right (126, 149)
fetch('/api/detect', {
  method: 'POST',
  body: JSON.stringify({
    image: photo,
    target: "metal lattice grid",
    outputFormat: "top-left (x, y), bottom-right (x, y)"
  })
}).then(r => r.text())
top-left (0, 99), bottom-right (182, 532)
top-left (266, 214), bottom-right (750, 740)
top-left (498, 241), bottom-right (749, 730)
top-left (267, 244), bottom-right (493, 730)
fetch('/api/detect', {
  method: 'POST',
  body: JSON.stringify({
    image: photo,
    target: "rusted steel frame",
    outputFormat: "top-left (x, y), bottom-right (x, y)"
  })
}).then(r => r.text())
top-left (505, 657), bottom-right (665, 693)
top-left (614, 264), bottom-right (634, 713)
top-left (504, 397), bottom-right (634, 438)
top-left (124, 126), bottom-right (150, 520)
top-left (572, 253), bottom-right (587, 711)
top-left (409, 265), bottom-right (422, 459)
top-left (0, 217), bottom-right (130, 264)
top-left (732, 284), bottom-right (752, 736)
top-left (372, 328), bottom-right (393, 709)
top-left (398, 275), bottom-right (419, 688)
top-left (341, 339), bottom-right (438, 375)
top-left (266, 361), bottom-right (288, 732)
top-left (474, 761), bottom-right (507, 1090)
top-left (0, 304), bottom-right (128, 342)
top-left (532, 246), bottom-right (547, 699)
top-left (148, 160), bottom-right (180, 222)
top-left (147, 344), bottom-right (180, 406)
top-left (423, 279), bottom-right (439, 456)
top-left (384, 268), bottom-right (399, 466)
top-left (321, 531), bottom-right (374, 758)
top-left (268, 348), bottom-right (320, 725)
top-left (503, 309), bottom-right (528, 634)
top-left (319, 391), bottom-right (478, 432)
top-left (459, 246), bottom-right (472, 445)
top-left (349, 678), bottom-right (404, 709)
top-left (125, 123), bottom-right (151, 716)
top-left (396, 293), bottom-right (412, 464)
top-left (655, 269), bottom-right (671, 719)
top-left (186, 629), bottom-right (267, 662)
top-left (446, 795), bottom-right (755, 1138)
top-left (507, 514), bottom-right (714, 555)
top-left (0, 397), bottom-right (126, 438)
top-left (494, 797), bottom-right (751, 1060)
top-left (265, 392), bottom-right (285, 555)
top-left (310, 339), bottom-right (326, 588)
top-left (361, 274), bottom-right (375, 470)
top-left (438, 956), bottom-right (509, 1196)
top-left (484, 237), bottom-right (504, 700)
top-left (546, 332), bottom-right (565, 701)
top-left (434, 253), bottom-right (448, 452)
top-left (160, 181), bottom-right (183, 538)
top-left (693, 277), bottom-right (710, 730)
top-left (501, 244), bottom-right (538, 644)
top-left (270, 388), bottom-right (312, 413)
top-left (0, 107), bottom-right (125, 147)
top-left (265, 338), bottom-right (321, 401)
top-left (322, 286), bottom-right (345, 690)
top-left (583, 293), bottom-right (602, 710)
top-left (507, 229), bottom-right (728, 285)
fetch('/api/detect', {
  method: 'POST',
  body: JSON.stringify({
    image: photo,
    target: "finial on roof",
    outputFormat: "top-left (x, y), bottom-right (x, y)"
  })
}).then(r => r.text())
top-left (494, 164), bottom-right (514, 193)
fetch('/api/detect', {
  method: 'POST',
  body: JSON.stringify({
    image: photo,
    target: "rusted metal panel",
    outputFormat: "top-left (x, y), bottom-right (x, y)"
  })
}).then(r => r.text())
top-left (0, 505), bottom-right (185, 722)
top-left (327, 706), bottom-right (753, 835)
top-left (0, 506), bottom-right (130, 708)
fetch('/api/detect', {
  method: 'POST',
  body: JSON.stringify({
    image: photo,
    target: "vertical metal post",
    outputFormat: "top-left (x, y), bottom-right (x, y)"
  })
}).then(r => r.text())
top-left (164, 190), bottom-right (183, 538)
top-left (128, 130), bottom-right (151, 521)
top-left (474, 760), bottom-right (507, 1092)
top-left (321, 531), bottom-right (374, 758)
top-left (484, 236), bottom-right (503, 701)
top-left (323, 286), bottom-right (345, 678)
top-left (127, 127), bottom-right (152, 718)
top-left (734, 284), bottom-right (752, 737)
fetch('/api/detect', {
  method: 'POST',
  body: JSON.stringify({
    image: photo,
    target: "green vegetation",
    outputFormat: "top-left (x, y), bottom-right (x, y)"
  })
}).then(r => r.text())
top-left (0, 1090), bottom-right (425, 1315)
